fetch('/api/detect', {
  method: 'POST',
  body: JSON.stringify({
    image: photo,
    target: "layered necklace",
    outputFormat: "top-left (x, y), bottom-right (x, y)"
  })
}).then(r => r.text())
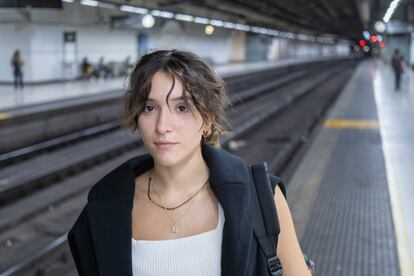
top-left (147, 172), bottom-right (209, 234)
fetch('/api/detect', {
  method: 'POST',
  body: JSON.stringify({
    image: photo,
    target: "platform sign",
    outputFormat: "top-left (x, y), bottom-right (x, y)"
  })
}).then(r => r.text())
top-left (64, 31), bottom-right (76, 43)
top-left (63, 31), bottom-right (78, 80)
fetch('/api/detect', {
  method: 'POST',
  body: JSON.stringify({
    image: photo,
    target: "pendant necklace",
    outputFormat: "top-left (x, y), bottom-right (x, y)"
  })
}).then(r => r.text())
top-left (147, 172), bottom-right (208, 233)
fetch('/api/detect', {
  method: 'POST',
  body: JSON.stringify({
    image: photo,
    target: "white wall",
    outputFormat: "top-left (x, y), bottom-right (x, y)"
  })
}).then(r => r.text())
top-left (143, 20), bottom-right (234, 65)
top-left (0, 1), bottom-right (351, 82)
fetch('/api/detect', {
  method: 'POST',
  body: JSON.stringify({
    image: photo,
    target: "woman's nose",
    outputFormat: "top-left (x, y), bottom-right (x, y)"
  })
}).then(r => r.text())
top-left (155, 109), bottom-right (173, 134)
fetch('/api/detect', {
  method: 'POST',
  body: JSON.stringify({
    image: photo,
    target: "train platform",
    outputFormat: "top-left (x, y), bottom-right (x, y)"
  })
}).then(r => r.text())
top-left (0, 56), bottom-right (345, 114)
top-left (287, 59), bottom-right (414, 275)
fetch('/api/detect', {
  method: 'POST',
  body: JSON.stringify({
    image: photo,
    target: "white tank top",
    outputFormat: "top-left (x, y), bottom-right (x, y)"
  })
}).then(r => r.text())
top-left (131, 203), bottom-right (225, 276)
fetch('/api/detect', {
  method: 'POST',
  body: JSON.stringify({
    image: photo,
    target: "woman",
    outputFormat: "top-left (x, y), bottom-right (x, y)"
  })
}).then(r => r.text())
top-left (68, 50), bottom-right (310, 275)
top-left (11, 50), bottom-right (24, 90)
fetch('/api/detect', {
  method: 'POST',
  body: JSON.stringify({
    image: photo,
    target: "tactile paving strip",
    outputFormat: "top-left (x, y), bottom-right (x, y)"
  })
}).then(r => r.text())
top-left (301, 129), bottom-right (399, 275)
top-left (300, 64), bottom-right (401, 276)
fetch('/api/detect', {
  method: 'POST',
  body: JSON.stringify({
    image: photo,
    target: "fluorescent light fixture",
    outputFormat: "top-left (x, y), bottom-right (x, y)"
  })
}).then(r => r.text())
top-left (251, 27), bottom-right (267, 34)
top-left (251, 27), bottom-right (259, 33)
top-left (175, 13), bottom-right (194, 22)
top-left (81, 0), bottom-right (98, 7)
top-left (298, 34), bottom-right (311, 41)
top-left (120, 5), bottom-right (148, 14)
top-left (151, 10), bottom-right (174, 18)
top-left (280, 32), bottom-right (295, 39)
top-left (268, 30), bottom-right (279, 36)
top-left (383, 0), bottom-right (402, 23)
top-left (223, 22), bottom-right (235, 29)
top-left (234, 24), bottom-right (249, 31)
top-left (210, 19), bottom-right (224, 27)
top-left (62, 0), bottom-right (74, 3)
top-left (194, 17), bottom-right (209, 24)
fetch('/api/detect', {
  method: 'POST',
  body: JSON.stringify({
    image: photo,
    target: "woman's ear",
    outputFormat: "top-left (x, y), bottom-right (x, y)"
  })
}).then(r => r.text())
top-left (203, 119), bottom-right (213, 132)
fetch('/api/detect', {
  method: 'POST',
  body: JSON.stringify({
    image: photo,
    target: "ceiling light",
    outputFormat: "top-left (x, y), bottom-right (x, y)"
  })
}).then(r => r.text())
top-left (174, 14), bottom-right (194, 22)
top-left (80, 0), bottom-right (98, 7)
top-left (205, 25), bottom-right (214, 35)
top-left (151, 10), bottom-right (174, 19)
top-left (375, 21), bottom-right (386, 33)
top-left (383, 0), bottom-right (402, 23)
top-left (223, 22), bottom-right (235, 29)
top-left (142, 14), bottom-right (155, 28)
top-left (194, 17), bottom-right (209, 24)
top-left (120, 5), bottom-right (148, 14)
top-left (210, 19), bottom-right (224, 27)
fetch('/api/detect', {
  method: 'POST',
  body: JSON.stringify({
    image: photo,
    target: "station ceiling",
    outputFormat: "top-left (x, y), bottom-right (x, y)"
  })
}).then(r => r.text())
top-left (110, 0), bottom-right (414, 40)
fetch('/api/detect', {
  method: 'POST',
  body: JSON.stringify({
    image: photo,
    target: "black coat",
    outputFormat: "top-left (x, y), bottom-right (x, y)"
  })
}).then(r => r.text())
top-left (68, 143), bottom-right (285, 276)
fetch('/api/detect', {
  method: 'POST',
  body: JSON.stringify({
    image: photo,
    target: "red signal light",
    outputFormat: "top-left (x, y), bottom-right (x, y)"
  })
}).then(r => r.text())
top-left (358, 40), bottom-right (366, 47)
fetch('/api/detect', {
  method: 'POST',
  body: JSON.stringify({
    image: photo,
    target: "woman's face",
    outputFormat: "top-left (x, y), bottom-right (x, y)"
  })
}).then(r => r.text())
top-left (138, 70), bottom-right (206, 167)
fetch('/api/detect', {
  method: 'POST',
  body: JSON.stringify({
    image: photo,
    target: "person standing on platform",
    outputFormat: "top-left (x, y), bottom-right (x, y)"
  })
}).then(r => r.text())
top-left (67, 50), bottom-right (312, 276)
top-left (11, 50), bottom-right (24, 91)
top-left (391, 49), bottom-right (404, 90)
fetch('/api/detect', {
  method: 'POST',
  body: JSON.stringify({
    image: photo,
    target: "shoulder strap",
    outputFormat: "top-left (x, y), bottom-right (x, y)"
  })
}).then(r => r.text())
top-left (250, 162), bottom-right (283, 276)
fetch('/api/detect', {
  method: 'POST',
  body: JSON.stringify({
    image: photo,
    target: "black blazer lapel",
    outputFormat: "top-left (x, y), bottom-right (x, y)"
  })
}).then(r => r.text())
top-left (86, 154), bottom-right (153, 276)
top-left (88, 201), bottom-right (133, 276)
top-left (202, 144), bottom-right (254, 276)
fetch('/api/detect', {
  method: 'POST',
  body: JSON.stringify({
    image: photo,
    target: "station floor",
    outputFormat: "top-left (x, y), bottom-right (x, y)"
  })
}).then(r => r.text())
top-left (288, 59), bottom-right (414, 275)
top-left (0, 56), bottom-right (332, 113)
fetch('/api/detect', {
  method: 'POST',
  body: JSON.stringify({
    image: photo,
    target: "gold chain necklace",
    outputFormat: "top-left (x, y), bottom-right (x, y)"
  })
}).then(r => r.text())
top-left (147, 172), bottom-right (208, 233)
top-left (147, 172), bottom-right (209, 211)
top-left (153, 185), bottom-right (198, 234)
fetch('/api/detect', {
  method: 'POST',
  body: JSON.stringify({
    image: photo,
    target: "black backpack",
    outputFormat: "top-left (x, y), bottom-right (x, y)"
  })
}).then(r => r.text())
top-left (250, 162), bottom-right (317, 276)
top-left (250, 162), bottom-right (316, 276)
top-left (250, 163), bottom-right (283, 276)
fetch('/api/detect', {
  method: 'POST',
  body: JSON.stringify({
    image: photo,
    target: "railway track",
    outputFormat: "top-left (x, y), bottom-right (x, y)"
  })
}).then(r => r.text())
top-left (0, 59), bottom-right (338, 167)
top-left (0, 61), bottom-right (338, 207)
top-left (0, 59), bottom-right (357, 276)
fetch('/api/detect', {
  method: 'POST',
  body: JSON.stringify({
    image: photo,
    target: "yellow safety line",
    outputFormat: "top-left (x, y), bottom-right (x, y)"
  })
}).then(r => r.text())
top-left (324, 119), bottom-right (379, 129)
top-left (0, 113), bottom-right (11, 120)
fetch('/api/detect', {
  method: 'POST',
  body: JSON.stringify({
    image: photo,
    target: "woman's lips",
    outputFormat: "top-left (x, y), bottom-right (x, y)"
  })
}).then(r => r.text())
top-left (154, 142), bottom-right (178, 150)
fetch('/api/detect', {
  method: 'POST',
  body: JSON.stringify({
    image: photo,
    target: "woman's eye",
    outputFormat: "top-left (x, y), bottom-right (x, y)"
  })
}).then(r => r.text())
top-left (177, 105), bottom-right (188, 112)
top-left (143, 105), bottom-right (155, 112)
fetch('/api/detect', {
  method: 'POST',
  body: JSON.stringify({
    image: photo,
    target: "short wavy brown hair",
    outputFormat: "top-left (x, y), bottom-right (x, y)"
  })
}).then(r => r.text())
top-left (122, 49), bottom-right (230, 147)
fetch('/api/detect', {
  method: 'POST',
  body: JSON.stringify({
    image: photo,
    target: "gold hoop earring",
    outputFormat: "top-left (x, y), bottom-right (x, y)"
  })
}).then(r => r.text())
top-left (202, 129), bottom-right (211, 137)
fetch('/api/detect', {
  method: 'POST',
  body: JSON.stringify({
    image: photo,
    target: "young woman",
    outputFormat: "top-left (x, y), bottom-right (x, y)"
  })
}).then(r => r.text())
top-left (68, 50), bottom-right (310, 275)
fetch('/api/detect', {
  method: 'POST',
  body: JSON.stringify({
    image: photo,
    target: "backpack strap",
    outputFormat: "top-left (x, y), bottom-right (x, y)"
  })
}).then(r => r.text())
top-left (250, 162), bottom-right (283, 276)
